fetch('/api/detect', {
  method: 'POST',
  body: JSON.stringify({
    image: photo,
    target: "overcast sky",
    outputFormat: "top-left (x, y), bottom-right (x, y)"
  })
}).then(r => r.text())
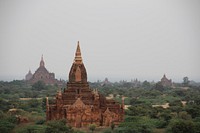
top-left (0, 0), bottom-right (200, 82)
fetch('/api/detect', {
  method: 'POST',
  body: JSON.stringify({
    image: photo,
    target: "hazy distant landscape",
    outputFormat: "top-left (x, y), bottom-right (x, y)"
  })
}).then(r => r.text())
top-left (0, 78), bottom-right (200, 133)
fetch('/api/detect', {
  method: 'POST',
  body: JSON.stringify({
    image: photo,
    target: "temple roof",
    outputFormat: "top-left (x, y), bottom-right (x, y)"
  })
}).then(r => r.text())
top-left (68, 42), bottom-right (87, 83)
top-left (72, 98), bottom-right (85, 108)
top-left (74, 41), bottom-right (82, 64)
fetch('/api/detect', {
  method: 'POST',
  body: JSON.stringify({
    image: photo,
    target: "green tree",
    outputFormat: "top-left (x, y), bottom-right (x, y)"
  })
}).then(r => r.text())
top-left (32, 81), bottom-right (47, 91)
top-left (142, 80), bottom-right (151, 89)
top-left (154, 82), bottom-right (164, 91)
top-left (88, 124), bottom-right (96, 133)
top-left (45, 119), bottom-right (73, 133)
top-left (0, 120), bottom-right (15, 133)
top-left (0, 112), bottom-right (17, 133)
top-left (16, 125), bottom-right (46, 133)
top-left (183, 77), bottom-right (190, 87)
top-left (185, 104), bottom-right (200, 118)
top-left (168, 119), bottom-right (195, 133)
top-left (111, 122), bottom-right (115, 131)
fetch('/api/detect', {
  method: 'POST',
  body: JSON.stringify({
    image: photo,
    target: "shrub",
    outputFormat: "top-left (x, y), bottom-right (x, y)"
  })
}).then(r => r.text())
top-left (15, 124), bottom-right (46, 133)
top-left (45, 119), bottom-right (73, 133)
top-left (0, 120), bottom-right (15, 133)
top-left (88, 124), bottom-right (96, 133)
top-left (35, 119), bottom-right (46, 125)
top-left (167, 119), bottom-right (195, 133)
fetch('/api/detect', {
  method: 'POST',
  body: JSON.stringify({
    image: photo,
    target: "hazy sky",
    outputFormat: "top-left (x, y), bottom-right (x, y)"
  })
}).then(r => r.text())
top-left (0, 0), bottom-right (200, 82)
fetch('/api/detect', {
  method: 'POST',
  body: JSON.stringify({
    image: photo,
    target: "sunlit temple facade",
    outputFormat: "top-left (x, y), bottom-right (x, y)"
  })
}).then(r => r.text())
top-left (46, 42), bottom-right (124, 128)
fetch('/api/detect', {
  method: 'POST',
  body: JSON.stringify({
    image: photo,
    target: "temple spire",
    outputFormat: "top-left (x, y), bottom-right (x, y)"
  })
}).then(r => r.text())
top-left (40, 55), bottom-right (45, 67)
top-left (28, 69), bottom-right (32, 74)
top-left (74, 41), bottom-right (82, 64)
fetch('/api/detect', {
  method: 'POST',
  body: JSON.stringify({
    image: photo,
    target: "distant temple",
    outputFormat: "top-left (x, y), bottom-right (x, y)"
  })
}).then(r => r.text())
top-left (46, 42), bottom-right (124, 128)
top-left (25, 55), bottom-right (61, 85)
top-left (160, 74), bottom-right (172, 87)
top-left (101, 77), bottom-right (112, 86)
top-left (25, 70), bottom-right (33, 80)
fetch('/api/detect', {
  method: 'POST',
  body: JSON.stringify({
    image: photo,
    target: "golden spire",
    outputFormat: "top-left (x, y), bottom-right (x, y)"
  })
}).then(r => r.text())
top-left (74, 41), bottom-right (82, 64)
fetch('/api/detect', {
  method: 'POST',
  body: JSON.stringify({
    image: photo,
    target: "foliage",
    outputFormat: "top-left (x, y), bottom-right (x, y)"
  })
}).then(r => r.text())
top-left (111, 122), bottom-right (115, 130)
top-left (0, 80), bottom-right (200, 132)
top-left (45, 119), bottom-right (73, 133)
top-left (32, 81), bottom-right (47, 91)
top-left (88, 124), bottom-right (96, 133)
top-left (0, 111), bottom-right (17, 133)
top-left (35, 119), bottom-right (46, 125)
top-left (183, 77), bottom-right (190, 87)
top-left (15, 124), bottom-right (47, 133)
top-left (185, 104), bottom-right (200, 118)
top-left (0, 120), bottom-right (15, 133)
top-left (118, 116), bottom-right (154, 133)
top-left (167, 119), bottom-right (195, 133)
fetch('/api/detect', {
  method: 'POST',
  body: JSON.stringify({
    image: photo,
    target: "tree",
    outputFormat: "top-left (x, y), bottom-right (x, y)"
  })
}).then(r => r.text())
top-left (178, 111), bottom-right (192, 120)
top-left (88, 124), bottom-right (96, 133)
top-left (45, 119), bottom-right (73, 133)
top-left (142, 80), bottom-right (151, 89)
top-left (32, 81), bottom-right (47, 91)
top-left (15, 124), bottom-right (46, 133)
top-left (0, 120), bottom-right (15, 133)
top-left (111, 122), bottom-right (115, 131)
top-left (0, 112), bottom-right (17, 133)
top-left (183, 77), bottom-right (190, 87)
top-left (168, 119), bottom-right (195, 133)
top-left (185, 104), bottom-right (200, 118)
top-left (154, 82), bottom-right (164, 91)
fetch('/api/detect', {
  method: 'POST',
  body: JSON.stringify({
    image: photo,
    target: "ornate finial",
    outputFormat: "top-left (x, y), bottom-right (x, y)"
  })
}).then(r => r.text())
top-left (74, 41), bottom-right (82, 64)
top-left (76, 41), bottom-right (81, 54)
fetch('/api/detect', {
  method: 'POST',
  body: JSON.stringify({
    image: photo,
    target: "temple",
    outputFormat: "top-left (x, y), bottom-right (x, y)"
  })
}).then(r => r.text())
top-left (26, 55), bottom-right (61, 85)
top-left (25, 69), bottom-right (33, 80)
top-left (46, 42), bottom-right (124, 128)
top-left (160, 74), bottom-right (172, 87)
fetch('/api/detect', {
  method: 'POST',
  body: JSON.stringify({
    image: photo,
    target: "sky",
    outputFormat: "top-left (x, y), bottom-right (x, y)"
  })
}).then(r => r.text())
top-left (0, 0), bottom-right (200, 82)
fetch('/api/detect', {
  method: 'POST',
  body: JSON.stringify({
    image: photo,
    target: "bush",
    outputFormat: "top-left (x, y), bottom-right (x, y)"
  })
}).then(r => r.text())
top-left (194, 122), bottom-right (200, 133)
top-left (155, 119), bottom-right (168, 128)
top-left (74, 130), bottom-right (85, 133)
top-left (35, 119), bottom-right (46, 125)
top-left (118, 116), bottom-right (153, 133)
top-left (167, 119), bottom-right (195, 133)
top-left (0, 120), bottom-right (15, 133)
top-left (45, 119), bottom-right (73, 133)
top-left (15, 124), bottom-right (46, 133)
top-left (88, 124), bottom-right (96, 133)
top-left (102, 129), bottom-right (112, 133)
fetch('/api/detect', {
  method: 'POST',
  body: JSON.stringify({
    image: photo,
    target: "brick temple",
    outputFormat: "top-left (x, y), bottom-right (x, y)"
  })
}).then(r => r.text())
top-left (46, 42), bottom-right (124, 128)
top-left (25, 55), bottom-right (61, 85)
top-left (161, 74), bottom-right (172, 87)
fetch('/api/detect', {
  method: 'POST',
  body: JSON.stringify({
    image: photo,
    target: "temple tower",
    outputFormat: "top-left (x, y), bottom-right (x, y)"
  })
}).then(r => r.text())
top-left (46, 41), bottom-right (124, 128)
